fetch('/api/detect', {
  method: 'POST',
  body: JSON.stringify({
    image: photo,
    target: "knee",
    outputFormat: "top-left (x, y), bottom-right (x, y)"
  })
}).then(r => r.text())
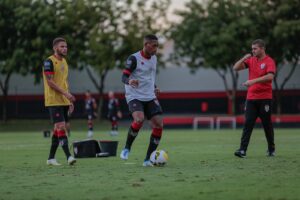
top-left (55, 122), bottom-right (66, 130)
top-left (152, 127), bottom-right (163, 137)
top-left (134, 117), bottom-right (144, 124)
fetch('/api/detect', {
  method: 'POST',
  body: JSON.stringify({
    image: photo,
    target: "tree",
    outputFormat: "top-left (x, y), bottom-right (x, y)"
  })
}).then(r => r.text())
top-left (271, 0), bottom-right (300, 114)
top-left (0, 0), bottom-right (58, 121)
top-left (245, 0), bottom-right (300, 114)
top-left (170, 0), bottom-right (254, 114)
top-left (80, 0), bottom-right (170, 118)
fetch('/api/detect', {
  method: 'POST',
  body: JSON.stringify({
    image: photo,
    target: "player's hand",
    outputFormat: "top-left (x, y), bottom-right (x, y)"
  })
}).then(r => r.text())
top-left (242, 79), bottom-right (255, 87)
top-left (65, 93), bottom-right (76, 102)
top-left (154, 87), bottom-right (160, 97)
top-left (129, 79), bottom-right (139, 88)
top-left (117, 111), bottom-right (122, 119)
top-left (243, 53), bottom-right (252, 61)
top-left (68, 103), bottom-right (74, 116)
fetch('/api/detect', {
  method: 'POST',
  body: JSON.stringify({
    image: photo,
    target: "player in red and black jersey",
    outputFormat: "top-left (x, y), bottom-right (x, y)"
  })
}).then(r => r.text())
top-left (107, 91), bottom-right (122, 136)
top-left (233, 39), bottom-right (276, 158)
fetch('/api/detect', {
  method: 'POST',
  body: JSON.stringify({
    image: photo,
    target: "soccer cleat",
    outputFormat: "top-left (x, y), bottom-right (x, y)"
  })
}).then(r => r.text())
top-left (109, 131), bottom-right (119, 136)
top-left (87, 131), bottom-right (93, 138)
top-left (142, 160), bottom-right (154, 167)
top-left (120, 148), bottom-right (130, 160)
top-left (234, 149), bottom-right (246, 158)
top-left (47, 159), bottom-right (61, 166)
top-left (267, 151), bottom-right (275, 157)
top-left (67, 156), bottom-right (76, 165)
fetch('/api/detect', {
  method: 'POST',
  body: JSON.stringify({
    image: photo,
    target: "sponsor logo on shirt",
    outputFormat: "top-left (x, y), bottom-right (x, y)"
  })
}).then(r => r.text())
top-left (264, 105), bottom-right (269, 112)
top-left (44, 61), bottom-right (51, 70)
top-left (60, 64), bottom-right (65, 72)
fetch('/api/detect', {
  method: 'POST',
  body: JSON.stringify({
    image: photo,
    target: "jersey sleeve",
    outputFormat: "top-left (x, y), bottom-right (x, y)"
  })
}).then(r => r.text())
top-left (267, 58), bottom-right (276, 74)
top-left (43, 59), bottom-right (54, 75)
top-left (243, 57), bottom-right (251, 69)
top-left (122, 55), bottom-right (137, 84)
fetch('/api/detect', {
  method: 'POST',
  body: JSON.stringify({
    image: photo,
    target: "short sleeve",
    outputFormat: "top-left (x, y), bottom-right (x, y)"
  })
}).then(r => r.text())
top-left (43, 59), bottom-right (54, 75)
top-left (244, 57), bottom-right (251, 69)
top-left (124, 55), bottom-right (137, 74)
top-left (267, 58), bottom-right (276, 74)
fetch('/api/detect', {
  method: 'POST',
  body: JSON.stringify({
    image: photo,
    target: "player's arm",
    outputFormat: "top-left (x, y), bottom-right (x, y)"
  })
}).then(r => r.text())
top-left (154, 84), bottom-right (160, 97)
top-left (43, 59), bottom-right (75, 102)
top-left (115, 99), bottom-right (122, 118)
top-left (243, 73), bottom-right (275, 87)
top-left (233, 54), bottom-right (252, 71)
top-left (92, 98), bottom-right (97, 110)
top-left (122, 56), bottom-right (139, 88)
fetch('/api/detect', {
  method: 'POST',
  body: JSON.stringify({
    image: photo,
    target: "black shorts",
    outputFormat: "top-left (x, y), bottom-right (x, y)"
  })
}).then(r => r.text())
top-left (108, 115), bottom-right (118, 122)
top-left (48, 106), bottom-right (69, 124)
top-left (128, 99), bottom-right (163, 120)
top-left (87, 112), bottom-right (96, 120)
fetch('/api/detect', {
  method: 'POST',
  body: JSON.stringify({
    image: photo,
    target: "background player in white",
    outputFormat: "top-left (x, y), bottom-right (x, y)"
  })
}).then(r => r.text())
top-left (120, 34), bottom-right (164, 167)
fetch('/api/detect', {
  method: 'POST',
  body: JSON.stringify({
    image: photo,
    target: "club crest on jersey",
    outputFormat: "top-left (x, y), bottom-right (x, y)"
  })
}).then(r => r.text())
top-left (260, 63), bottom-right (266, 69)
top-left (60, 64), bottom-right (65, 72)
top-left (44, 61), bottom-right (51, 70)
top-left (264, 105), bottom-right (270, 112)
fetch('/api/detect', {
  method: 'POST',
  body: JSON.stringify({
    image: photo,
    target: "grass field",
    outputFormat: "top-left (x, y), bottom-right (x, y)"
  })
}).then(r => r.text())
top-left (0, 122), bottom-right (300, 200)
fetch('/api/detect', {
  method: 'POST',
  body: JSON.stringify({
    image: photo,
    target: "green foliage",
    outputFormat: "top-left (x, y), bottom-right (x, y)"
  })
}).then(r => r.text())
top-left (170, 0), bottom-right (300, 114)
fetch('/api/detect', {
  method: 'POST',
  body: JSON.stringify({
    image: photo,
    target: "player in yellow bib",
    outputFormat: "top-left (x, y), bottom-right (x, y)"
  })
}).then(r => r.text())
top-left (43, 37), bottom-right (76, 166)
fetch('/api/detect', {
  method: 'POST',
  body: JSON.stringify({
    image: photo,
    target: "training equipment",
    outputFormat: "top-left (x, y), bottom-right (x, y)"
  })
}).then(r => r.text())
top-left (72, 139), bottom-right (113, 158)
top-left (150, 150), bottom-right (168, 166)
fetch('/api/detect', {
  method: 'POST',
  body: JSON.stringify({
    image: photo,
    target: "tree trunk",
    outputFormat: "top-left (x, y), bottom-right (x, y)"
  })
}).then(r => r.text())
top-left (0, 71), bottom-right (12, 122)
top-left (215, 68), bottom-right (238, 115)
top-left (97, 68), bottom-right (109, 120)
top-left (274, 60), bottom-right (298, 115)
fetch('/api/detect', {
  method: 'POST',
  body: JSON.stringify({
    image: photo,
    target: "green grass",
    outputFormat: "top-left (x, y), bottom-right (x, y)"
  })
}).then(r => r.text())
top-left (0, 126), bottom-right (300, 200)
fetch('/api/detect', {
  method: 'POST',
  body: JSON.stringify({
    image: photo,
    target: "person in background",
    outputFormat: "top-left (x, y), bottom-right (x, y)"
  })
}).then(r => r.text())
top-left (43, 37), bottom-right (76, 166)
top-left (107, 91), bottom-right (122, 136)
top-left (233, 39), bottom-right (276, 158)
top-left (85, 90), bottom-right (97, 138)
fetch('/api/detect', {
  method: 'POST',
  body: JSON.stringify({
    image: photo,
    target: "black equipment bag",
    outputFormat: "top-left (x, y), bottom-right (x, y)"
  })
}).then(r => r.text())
top-left (72, 139), bottom-right (108, 158)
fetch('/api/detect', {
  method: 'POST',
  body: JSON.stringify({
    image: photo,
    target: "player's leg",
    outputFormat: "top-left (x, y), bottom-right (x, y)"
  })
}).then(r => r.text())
top-left (235, 100), bottom-right (258, 157)
top-left (87, 114), bottom-right (94, 138)
top-left (66, 122), bottom-right (71, 136)
top-left (56, 106), bottom-right (76, 165)
top-left (143, 99), bottom-right (163, 166)
top-left (47, 106), bottom-right (61, 165)
top-left (120, 100), bottom-right (144, 160)
top-left (110, 116), bottom-right (118, 136)
top-left (259, 99), bottom-right (275, 156)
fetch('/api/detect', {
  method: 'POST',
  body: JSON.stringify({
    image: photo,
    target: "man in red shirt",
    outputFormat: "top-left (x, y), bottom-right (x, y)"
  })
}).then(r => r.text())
top-left (233, 39), bottom-right (276, 158)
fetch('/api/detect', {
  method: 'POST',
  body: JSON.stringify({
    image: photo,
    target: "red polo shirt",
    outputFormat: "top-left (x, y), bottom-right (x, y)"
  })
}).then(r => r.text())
top-left (244, 55), bottom-right (276, 100)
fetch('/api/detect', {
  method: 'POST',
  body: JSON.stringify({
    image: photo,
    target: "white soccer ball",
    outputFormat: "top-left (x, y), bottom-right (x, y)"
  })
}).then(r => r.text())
top-left (150, 150), bottom-right (168, 166)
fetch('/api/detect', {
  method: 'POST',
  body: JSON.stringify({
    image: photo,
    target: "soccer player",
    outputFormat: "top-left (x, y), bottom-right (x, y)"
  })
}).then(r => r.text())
top-left (233, 39), bottom-right (276, 158)
top-left (120, 34), bottom-right (164, 167)
top-left (43, 37), bottom-right (76, 166)
top-left (85, 90), bottom-right (97, 138)
top-left (107, 91), bottom-right (122, 136)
